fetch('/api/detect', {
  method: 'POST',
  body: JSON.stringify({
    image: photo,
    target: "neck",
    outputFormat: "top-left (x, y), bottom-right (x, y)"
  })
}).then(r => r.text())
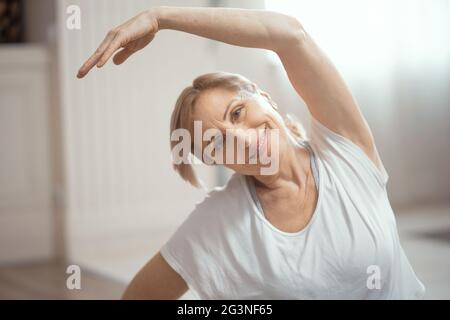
top-left (252, 137), bottom-right (310, 192)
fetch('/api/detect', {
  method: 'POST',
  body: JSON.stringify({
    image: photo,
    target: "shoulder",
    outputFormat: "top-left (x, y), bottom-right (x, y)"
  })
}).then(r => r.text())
top-left (310, 116), bottom-right (381, 168)
top-left (308, 116), bottom-right (389, 187)
top-left (168, 173), bottom-right (249, 253)
top-left (189, 173), bottom-right (247, 222)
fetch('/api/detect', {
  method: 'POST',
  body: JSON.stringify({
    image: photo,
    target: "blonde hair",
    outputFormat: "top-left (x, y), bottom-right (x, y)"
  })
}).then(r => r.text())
top-left (170, 71), bottom-right (306, 188)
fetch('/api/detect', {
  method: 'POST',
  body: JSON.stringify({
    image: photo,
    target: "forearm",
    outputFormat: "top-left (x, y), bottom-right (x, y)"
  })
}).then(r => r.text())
top-left (154, 6), bottom-right (303, 52)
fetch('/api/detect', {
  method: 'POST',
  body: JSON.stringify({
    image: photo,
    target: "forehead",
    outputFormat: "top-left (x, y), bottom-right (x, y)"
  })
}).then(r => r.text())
top-left (192, 87), bottom-right (239, 124)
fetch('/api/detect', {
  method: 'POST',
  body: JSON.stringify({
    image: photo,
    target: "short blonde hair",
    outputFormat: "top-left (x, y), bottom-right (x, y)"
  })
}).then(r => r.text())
top-left (170, 71), bottom-right (305, 188)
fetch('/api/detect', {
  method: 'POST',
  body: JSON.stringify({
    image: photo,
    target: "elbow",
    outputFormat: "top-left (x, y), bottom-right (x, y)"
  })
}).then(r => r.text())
top-left (273, 14), bottom-right (307, 53)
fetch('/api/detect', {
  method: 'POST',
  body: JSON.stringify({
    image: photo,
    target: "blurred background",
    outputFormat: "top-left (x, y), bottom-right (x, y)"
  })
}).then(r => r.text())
top-left (0, 0), bottom-right (448, 299)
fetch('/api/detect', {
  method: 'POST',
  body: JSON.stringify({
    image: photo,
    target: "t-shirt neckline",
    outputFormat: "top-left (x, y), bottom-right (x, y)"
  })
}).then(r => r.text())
top-left (240, 139), bottom-right (323, 237)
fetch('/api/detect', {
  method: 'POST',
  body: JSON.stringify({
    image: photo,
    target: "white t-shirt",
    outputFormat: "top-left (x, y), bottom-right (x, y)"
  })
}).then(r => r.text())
top-left (160, 116), bottom-right (425, 299)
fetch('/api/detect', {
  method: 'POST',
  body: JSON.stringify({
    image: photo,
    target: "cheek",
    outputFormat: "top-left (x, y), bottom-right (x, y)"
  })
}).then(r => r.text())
top-left (267, 109), bottom-right (285, 127)
top-left (246, 108), bottom-right (272, 127)
top-left (250, 101), bottom-right (283, 127)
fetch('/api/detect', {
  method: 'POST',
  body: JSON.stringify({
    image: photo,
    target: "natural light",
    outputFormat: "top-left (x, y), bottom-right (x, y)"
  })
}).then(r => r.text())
top-left (265, 0), bottom-right (450, 75)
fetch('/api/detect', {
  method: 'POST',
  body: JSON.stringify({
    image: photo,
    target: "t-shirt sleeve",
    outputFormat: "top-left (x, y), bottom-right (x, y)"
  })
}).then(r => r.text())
top-left (159, 190), bottom-right (225, 299)
top-left (308, 115), bottom-right (389, 188)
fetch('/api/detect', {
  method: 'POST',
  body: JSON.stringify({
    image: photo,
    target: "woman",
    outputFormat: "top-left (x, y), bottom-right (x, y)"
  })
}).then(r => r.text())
top-left (78, 6), bottom-right (425, 299)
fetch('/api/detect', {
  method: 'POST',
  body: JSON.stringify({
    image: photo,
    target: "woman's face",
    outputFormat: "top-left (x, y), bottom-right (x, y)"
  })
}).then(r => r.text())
top-left (191, 87), bottom-right (289, 176)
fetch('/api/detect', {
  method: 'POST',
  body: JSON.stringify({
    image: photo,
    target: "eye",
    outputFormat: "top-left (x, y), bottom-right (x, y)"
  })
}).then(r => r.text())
top-left (231, 106), bottom-right (243, 121)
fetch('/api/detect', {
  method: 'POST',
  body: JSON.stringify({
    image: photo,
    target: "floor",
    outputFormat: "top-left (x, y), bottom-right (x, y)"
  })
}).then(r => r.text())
top-left (0, 260), bottom-right (125, 299)
top-left (0, 204), bottom-right (448, 300)
top-left (395, 204), bottom-right (450, 299)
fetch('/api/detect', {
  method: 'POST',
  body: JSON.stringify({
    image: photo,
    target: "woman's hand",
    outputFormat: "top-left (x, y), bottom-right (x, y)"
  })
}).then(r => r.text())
top-left (77, 9), bottom-right (159, 78)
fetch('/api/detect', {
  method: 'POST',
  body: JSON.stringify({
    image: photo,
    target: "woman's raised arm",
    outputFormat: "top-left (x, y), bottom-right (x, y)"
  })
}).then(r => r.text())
top-left (77, 6), bottom-right (381, 169)
top-left (77, 7), bottom-right (300, 78)
top-left (156, 6), bottom-right (382, 168)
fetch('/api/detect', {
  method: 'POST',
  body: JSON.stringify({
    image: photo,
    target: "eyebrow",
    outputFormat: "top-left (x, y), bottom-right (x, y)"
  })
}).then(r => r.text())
top-left (222, 98), bottom-right (239, 120)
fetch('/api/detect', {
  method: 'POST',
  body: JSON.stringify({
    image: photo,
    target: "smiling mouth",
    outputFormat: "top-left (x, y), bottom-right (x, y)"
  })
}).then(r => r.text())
top-left (249, 126), bottom-right (268, 161)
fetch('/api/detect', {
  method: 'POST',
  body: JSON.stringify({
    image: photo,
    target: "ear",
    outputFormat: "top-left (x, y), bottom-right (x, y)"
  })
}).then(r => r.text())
top-left (259, 90), bottom-right (278, 110)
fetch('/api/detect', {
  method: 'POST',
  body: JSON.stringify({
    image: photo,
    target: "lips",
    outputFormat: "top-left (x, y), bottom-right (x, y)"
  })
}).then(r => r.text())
top-left (249, 126), bottom-right (268, 161)
top-left (258, 127), bottom-right (268, 156)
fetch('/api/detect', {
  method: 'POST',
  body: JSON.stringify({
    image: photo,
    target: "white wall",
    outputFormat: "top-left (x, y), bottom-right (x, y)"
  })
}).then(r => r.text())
top-left (56, 0), bottom-right (220, 272)
top-left (0, 46), bottom-right (53, 264)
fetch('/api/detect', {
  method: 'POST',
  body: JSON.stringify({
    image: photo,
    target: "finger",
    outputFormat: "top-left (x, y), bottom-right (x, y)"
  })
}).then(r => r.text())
top-left (112, 47), bottom-right (134, 65)
top-left (112, 33), bottom-right (155, 66)
top-left (77, 33), bottom-right (114, 78)
top-left (77, 31), bottom-right (115, 78)
top-left (96, 33), bottom-right (125, 68)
